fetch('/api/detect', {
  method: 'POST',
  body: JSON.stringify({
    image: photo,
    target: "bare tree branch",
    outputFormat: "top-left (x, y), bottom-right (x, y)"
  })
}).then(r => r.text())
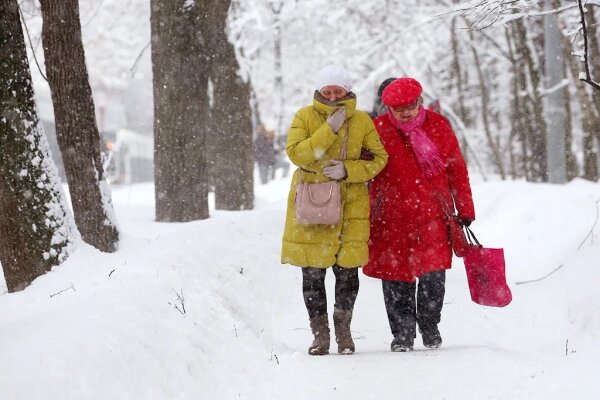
top-left (515, 264), bottom-right (564, 285)
top-left (130, 40), bottom-right (151, 77)
top-left (578, 0), bottom-right (600, 90)
top-left (577, 197), bottom-right (600, 249)
top-left (18, 3), bottom-right (47, 82)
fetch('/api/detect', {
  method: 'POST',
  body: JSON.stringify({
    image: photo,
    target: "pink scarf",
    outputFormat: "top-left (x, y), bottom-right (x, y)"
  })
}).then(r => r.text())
top-left (387, 106), bottom-right (445, 177)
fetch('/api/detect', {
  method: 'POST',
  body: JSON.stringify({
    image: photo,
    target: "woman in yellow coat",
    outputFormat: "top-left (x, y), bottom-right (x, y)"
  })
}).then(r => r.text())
top-left (281, 65), bottom-right (388, 355)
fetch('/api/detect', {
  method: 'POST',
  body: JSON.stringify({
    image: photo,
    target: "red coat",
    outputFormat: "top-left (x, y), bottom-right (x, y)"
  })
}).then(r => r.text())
top-left (363, 110), bottom-right (475, 282)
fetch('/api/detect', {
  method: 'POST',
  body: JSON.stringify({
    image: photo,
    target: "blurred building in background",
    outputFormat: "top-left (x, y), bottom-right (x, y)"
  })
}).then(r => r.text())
top-left (42, 120), bottom-right (153, 185)
top-left (101, 129), bottom-right (153, 184)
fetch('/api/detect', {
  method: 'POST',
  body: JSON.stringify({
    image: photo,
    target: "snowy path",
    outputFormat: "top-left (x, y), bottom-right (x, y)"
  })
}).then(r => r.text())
top-left (1, 177), bottom-right (599, 399)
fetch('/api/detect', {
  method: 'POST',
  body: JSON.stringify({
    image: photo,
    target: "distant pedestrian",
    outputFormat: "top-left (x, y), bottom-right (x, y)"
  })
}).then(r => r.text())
top-left (369, 77), bottom-right (396, 120)
top-left (271, 134), bottom-right (290, 179)
top-left (254, 124), bottom-right (276, 184)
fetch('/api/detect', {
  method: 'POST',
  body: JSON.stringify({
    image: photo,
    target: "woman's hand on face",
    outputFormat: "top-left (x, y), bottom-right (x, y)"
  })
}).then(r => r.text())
top-left (326, 107), bottom-right (346, 132)
top-left (322, 160), bottom-right (347, 180)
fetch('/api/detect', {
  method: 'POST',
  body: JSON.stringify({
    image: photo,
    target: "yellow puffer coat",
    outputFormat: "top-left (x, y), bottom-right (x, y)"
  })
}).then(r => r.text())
top-left (281, 94), bottom-right (388, 268)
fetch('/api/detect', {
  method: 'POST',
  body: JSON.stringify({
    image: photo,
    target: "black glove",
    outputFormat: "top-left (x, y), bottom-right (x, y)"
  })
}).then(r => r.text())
top-left (458, 217), bottom-right (473, 227)
top-left (360, 148), bottom-right (374, 161)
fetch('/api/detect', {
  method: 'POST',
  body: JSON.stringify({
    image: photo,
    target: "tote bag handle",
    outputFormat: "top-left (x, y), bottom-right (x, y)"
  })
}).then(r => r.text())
top-left (464, 226), bottom-right (481, 247)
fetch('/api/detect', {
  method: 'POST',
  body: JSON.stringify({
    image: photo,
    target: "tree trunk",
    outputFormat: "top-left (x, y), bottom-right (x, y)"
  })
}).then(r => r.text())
top-left (208, 0), bottom-right (254, 210)
top-left (505, 25), bottom-right (527, 180)
top-left (586, 9), bottom-right (600, 117)
top-left (556, 7), bottom-right (579, 182)
top-left (469, 29), bottom-right (506, 179)
top-left (566, 49), bottom-right (598, 181)
top-left (151, 0), bottom-right (210, 222)
top-left (511, 21), bottom-right (537, 181)
top-left (270, 1), bottom-right (285, 140)
top-left (451, 18), bottom-right (469, 128)
top-left (543, 2), bottom-right (567, 183)
top-left (584, 8), bottom-right (600, 177)
top-left (563, 85), bottom-right (579, 181)
top-left (450, 17), bottom-right (471, 163)
top-left (0, 0), bottom-right (75, 292)
top-left (40, 0), bottom-right (119, 251)
top-left (515, 18), bottom-right (548, 182)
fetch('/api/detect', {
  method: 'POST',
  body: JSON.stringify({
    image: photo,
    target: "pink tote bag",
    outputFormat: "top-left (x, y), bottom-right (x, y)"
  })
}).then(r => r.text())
top-left (463, 228), bottom-right (512, 307)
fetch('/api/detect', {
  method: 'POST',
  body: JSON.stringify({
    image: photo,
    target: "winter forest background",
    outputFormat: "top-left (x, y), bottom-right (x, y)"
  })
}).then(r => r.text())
top-left (1, 0), bottom-right (600, 399)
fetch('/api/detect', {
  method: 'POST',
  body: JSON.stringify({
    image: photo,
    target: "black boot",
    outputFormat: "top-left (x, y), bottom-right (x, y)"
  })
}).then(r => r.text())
top-left (382, 279), bottom-right (416, 352)
top-left (416, 271), bottom-right (445, 349)
top-left (391, 333), bottom-right (414, 352)
top-left (420, 325), bottom-right (442, 349)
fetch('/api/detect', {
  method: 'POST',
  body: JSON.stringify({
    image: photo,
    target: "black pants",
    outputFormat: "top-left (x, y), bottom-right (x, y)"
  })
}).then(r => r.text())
top-left (302, 266), bottom-right (359, 319)
top-left (382, 270), bottom-right (445, 339)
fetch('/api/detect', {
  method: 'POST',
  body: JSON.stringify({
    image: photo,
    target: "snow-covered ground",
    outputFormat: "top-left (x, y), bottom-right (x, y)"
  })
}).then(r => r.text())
top-left (1, 172), bottom-right (599, 399)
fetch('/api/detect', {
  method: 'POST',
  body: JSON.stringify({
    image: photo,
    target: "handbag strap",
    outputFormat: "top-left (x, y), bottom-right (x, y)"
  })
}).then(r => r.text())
top-left (299, 121), bottom-right (349, 184)
top-left (434, 189), bottom-right (481, 246)
top-left (432, 184), bottom-right (482, 247)
top-left (464, 226), bottom-right (481, 246)
top-left (307, 183), bottom-right (335, 204)
top-left (432, 190), bottom-right (452, 218)
top-left (339, 123), bottom-right (349, 160)
top-left (431, 187), bottom-right (482, 246)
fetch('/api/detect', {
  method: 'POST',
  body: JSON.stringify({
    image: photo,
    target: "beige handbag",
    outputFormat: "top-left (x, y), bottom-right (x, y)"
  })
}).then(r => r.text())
top-left (295, 126), bottom-right (348, 225)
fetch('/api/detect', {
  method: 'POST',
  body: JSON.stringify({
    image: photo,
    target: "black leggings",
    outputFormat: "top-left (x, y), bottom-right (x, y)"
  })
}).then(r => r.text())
top-left (302, 266), bottom-right (359, 319)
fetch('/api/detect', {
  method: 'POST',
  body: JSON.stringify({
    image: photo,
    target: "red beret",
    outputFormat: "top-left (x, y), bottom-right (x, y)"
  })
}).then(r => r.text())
top-left (381, 78), bottom-right (423, 107)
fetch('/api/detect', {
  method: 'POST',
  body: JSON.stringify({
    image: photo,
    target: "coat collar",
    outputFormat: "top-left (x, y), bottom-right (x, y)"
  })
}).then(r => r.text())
top-left (312, 91), bottom-right (357, 119)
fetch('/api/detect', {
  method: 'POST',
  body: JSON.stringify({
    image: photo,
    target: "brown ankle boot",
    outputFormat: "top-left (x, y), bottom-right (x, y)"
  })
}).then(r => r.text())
top-left (333, 308), bottom-right (355, 354)
top-left (308, 314), bottom-right (330, 355)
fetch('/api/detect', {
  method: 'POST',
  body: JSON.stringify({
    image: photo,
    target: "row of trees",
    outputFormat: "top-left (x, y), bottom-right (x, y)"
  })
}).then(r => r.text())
top-left (230, 0), bottom-right (600, 184)
top-left (1, 0), bottom-right (251, 292)
top-left (151, 0), bottom-right (253, 222)
top-left (1, 2), bottom-right (73, 292)
top-left (1, 0), bottom-right (118, 292)
top-left (447, 0), bottom-right (600, 184)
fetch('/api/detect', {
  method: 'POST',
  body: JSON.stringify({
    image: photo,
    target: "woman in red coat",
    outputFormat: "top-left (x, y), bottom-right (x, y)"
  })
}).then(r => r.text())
top-left (363, 78), bottom-right (475, 352)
